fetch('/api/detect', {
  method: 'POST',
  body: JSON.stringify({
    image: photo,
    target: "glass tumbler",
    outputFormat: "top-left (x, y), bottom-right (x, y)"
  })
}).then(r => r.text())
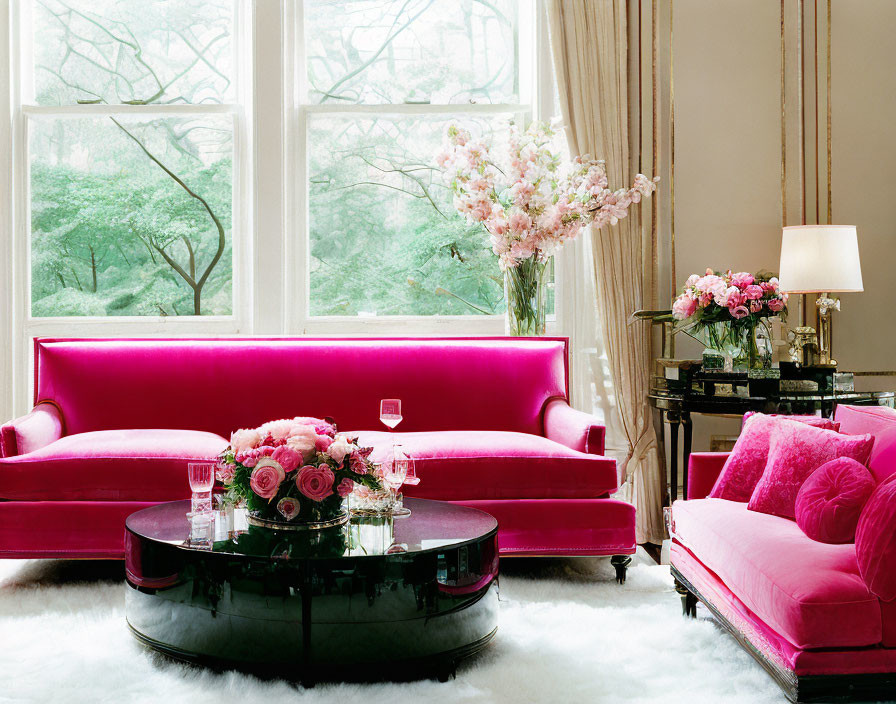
top-left (188, 462), bottom-right (215, 515)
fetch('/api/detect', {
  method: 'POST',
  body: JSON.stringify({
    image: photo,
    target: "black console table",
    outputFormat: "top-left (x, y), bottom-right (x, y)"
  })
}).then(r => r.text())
top-left (649, 386), bottom-right (895, 505)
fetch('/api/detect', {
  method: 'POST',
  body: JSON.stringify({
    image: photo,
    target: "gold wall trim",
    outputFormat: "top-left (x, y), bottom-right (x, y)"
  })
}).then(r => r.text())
top-left (826, 0), bottom-right (832, 223)
top-left (669, 0), bottom-right (675, 301)
top-left (780, 0), bottom-right (787, 227)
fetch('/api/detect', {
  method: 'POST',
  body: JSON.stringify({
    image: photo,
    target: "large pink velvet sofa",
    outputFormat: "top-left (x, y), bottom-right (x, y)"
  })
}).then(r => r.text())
top-left (672, 404), bottom-right (896, 702)
top-left (0, 337), bottom-right (635, 572)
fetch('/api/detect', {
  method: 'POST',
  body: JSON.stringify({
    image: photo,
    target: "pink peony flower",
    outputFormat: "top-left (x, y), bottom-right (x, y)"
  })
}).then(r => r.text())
top-left (296, 465), bottom-right (335, 502)
top-left (262, 419), bottom-right (294, 442)
top-left (315, 435), bottom-right (334, 452)
top-left (744, 284), bottom-right (764, 300)
top-left (768, 297), bottom-right (785, 312)
top-left (336, 478), bottom-right (355, 498)
top-left (671, 293), bottom-right (698, 320)
top-left (249, 462), bottom-right (284, 500)
top-left (730, 272), bottom-right (754, 289)
top-left (230, 428), bottom-right (261, 454)
top-left (730, 305), bottom-right (750, 319)
top-left (276, 497), bottom-right (301, 520)
top-left (286, 426), bottom-right (317, 454)
top-left (271, 445), bottom-right (302, 473)
top-left (258, 445), bottom-right (276, 457)
top-left (750, 299), bottom-right (763, 313)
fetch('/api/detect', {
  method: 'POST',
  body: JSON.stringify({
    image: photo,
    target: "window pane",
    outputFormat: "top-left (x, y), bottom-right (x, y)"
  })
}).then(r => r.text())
top-left (304, 0), bottom-right (518, 105)
top-left (308, 114), bottom-right (516, 316)
top-left (32, 0), bottom-right (234, 105)
top-left (30, 116), bottom-right (233, 316)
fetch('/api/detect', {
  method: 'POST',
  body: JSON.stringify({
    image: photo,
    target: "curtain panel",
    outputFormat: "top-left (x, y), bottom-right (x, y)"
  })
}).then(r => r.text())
top-left (548, 0), bottom-right (664, 544)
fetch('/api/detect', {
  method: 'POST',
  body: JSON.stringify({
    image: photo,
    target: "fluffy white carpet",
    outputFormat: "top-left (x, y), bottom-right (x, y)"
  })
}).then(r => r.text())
top-left (0, 551), bottom-right (789, 704)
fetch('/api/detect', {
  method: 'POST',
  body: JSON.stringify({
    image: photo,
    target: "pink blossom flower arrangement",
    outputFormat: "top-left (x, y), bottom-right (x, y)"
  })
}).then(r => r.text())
top-left (217, 416), bottom-right (382, 526)
top-left (436, 120), bottom-right (659, 271)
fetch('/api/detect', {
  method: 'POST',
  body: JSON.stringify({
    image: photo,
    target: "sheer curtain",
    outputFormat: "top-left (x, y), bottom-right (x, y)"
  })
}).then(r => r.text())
top-left (549, 0), bottom-right (664, 545)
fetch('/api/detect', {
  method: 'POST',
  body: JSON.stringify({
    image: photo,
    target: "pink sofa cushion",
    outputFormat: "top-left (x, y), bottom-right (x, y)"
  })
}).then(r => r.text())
top-left (355, 430), bottom-right (617, 500)
top-left (672, 498), bottom-right (881, 649)
top-left (743, 411), bottom-right (840, 432)
top-left (856, 474), bottom-right (896, 601)
top-left (710, 414), bottom-right (839, 502)
top-left (834, 405), bottom-right (896, 483)
top-left (33, 338), bottom-right (568, 437)
top-left (0, 429), bottom-right (228, 501)
top-left (795, 458), bottom-right (876, 544)
top-left (748, 422), bottom-right (873, 519)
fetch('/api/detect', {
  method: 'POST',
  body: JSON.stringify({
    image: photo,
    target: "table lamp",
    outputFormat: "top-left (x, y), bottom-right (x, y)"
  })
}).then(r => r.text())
top-left (778, 225), bottom-right (863, 367)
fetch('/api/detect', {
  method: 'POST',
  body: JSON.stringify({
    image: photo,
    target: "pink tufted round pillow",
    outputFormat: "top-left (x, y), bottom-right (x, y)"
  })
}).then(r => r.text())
top-left (795, 457), bottom-right (876, 544)
top-left (856, 474), bottom-right (896, 601)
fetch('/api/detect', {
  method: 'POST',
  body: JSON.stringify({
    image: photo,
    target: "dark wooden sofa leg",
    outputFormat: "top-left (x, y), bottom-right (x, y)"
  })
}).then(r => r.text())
top-left (674, 578), bottom-right (697, 617)
top-left (611, 555), bottom-right (632, 584)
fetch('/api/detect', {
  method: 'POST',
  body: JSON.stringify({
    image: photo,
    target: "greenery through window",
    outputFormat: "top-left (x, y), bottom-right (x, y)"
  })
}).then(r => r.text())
top-left (28, 0), bottom-right (235, 317)
top-left (304, 0), bottom-right (527, 316)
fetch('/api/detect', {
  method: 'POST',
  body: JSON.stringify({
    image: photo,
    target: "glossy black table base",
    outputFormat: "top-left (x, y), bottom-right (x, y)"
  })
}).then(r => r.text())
top-left (125, 499), bottom-right (499, 683)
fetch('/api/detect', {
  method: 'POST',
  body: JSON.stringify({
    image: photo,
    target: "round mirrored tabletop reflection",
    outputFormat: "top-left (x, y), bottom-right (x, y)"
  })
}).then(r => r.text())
top-left (124, 498), bottom-right (499, 683)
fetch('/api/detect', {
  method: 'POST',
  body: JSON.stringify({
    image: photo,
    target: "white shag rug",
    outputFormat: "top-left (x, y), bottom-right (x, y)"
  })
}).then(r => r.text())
top-left (0, 551), bottom-right (793, 704)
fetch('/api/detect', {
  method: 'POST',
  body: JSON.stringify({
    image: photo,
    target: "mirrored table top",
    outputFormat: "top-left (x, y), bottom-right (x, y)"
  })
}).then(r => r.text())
top-left (126, 498), bottom-right (498, 560)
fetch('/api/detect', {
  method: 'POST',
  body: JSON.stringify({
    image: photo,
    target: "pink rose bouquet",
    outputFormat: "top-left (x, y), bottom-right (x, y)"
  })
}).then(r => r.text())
top-left (216, 416), bottom-right (382, 525)
top-left (669, 269), bottom-right (788, 369)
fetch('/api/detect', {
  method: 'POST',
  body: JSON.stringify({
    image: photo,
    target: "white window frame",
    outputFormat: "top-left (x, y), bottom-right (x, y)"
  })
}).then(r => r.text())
top-left (7, 0), bottom-right (254, 414)
top-left (2, 0), bottom-right (565, 418)
top-left (281, 0), bottom-right (565, 335)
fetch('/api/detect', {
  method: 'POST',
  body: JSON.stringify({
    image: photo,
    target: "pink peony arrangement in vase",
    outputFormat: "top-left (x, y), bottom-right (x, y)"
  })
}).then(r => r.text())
top-left (436, 120), bottom-right (658, 335)
top-left (671, 269), bottom-right (788, 371)
top-left (217, 416), bottom-right (383, 530)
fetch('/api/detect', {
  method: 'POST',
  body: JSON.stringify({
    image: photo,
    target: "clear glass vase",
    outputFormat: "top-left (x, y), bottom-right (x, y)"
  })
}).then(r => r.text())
top-left (698, 319), bottom-right (770, 372)
top-left (504, 256), bottom-right (549, 336)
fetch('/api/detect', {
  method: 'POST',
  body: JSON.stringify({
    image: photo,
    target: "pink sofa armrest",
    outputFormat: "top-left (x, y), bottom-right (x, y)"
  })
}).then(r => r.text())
top-left (543, 398), bottom-right (606, 456)
top-left (687, 452), bottom-right (730, 499)
top-left (0, 403), bottom-right (65, 458)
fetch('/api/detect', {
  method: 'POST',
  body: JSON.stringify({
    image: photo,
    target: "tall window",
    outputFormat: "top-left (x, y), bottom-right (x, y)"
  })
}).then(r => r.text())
top-left (23, 0), bottom-right (242, 318)
top-left (299, 0), bottom-right (541, 318)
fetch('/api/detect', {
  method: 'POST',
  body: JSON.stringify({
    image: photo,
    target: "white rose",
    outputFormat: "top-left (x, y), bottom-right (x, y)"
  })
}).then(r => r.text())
top-left (326, 438), bottom-right (355, 464)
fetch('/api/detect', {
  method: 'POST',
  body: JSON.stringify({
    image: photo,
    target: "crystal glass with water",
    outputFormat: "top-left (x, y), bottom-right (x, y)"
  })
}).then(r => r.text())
top-left (188, 462), bottom-right (215, 515)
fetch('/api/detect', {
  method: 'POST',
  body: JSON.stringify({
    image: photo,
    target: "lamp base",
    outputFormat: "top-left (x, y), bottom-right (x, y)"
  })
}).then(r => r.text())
top-left (815, 293), bottom-right (840, 370)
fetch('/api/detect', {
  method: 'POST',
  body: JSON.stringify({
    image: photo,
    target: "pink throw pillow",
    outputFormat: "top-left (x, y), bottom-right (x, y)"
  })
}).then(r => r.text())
top-left (856, 474), bottom-right (896, 601)
top-left (709, 413), bottom-right (841, 502)
top-left (747, 423), bottom-right (874, 519)
top-left (742, 411), bottom-right (840, 433)
top-left (795, 457), bottom-right (876, 543)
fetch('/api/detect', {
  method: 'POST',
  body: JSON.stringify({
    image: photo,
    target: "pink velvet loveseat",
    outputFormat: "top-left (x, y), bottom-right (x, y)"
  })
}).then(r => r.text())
top-left (0, 337), bottom-right (636, 573)
top-left (671, 404), bottom-right (896, 702)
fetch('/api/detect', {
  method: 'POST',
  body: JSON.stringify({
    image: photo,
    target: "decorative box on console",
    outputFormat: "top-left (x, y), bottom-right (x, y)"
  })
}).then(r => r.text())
top-left (779, 362), bottom-right (855, 393)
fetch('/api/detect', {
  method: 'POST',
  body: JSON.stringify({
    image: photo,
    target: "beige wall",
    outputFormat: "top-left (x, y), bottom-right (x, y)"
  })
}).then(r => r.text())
top-left (830, 0), bottom-right (896, 380)
top-left (648, 0), bottom-right (896, 454)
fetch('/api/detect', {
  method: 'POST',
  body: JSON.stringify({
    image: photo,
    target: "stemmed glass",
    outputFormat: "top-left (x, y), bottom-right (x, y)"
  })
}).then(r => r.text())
top-left (188, 462), bottom-right (215, 515)
top-left (379, 399), bottom-right (402, 429)
top-left (384, 444), bottom-right (416, 517)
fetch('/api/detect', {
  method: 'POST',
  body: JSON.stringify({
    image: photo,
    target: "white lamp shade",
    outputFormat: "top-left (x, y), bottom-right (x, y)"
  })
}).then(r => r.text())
top-left (778, 225), bottom-right (864, 293)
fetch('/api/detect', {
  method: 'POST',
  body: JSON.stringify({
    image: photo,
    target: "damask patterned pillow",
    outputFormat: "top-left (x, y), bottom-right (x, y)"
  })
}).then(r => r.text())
top-left (748, 423), bottom-right (874, 519)
top-left (709, 414), bottom-right (841, 502)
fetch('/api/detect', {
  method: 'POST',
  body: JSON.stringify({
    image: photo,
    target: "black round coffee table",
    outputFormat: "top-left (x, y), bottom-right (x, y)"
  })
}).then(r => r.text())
top-left (125, 498), bottom-right (498, 683)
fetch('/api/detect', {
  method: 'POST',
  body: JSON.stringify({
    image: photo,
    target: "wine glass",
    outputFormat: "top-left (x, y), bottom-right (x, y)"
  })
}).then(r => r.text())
top-left (379, 399), bottom-right (402, 429)
top-left (188, 462), bottom-right (215, 515)
top-left (384, 444), bottom-right (415, 517)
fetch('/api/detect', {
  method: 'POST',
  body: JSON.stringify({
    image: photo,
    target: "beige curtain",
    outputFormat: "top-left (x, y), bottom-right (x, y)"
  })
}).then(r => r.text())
top-left (548, 0), bottom-right (664, 544)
